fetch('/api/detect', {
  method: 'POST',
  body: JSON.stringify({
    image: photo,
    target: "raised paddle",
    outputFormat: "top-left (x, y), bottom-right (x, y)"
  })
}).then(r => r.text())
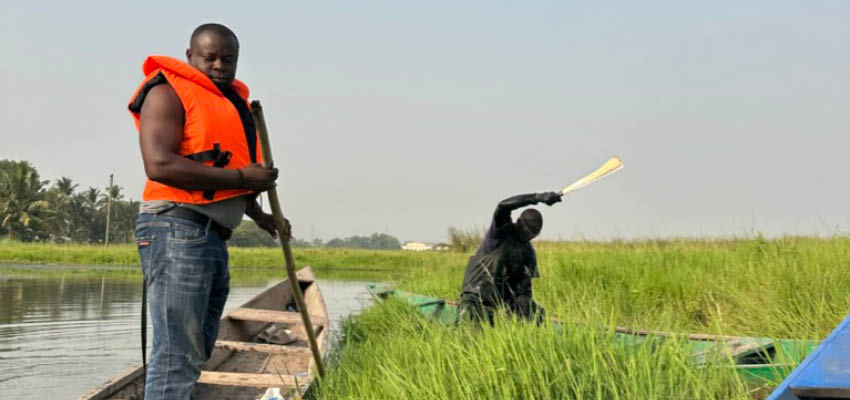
top-left (559, 156), bottom-right (623, 196)
top-left (250, 100), bottom-right (326, 378)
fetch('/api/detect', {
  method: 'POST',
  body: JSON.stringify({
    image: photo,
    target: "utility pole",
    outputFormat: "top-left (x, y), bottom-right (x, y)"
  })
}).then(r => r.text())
top-left (104, 174), bottom-right (113, 246)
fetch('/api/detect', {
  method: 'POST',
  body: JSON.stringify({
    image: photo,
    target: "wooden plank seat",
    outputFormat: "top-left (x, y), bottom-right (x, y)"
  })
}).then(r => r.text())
top-left (227, 308), bottom-right (328, 325)
top-left (198, 371), bottom-right (300, 388)
top-left (214, 340), bottom-right (312, 356)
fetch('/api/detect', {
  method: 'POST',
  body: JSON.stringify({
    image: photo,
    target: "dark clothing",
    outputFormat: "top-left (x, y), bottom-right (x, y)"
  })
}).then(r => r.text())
top-left (475, 212), bottom-right (538, 278)
top-left (459, 193), bottom-right (547, 324)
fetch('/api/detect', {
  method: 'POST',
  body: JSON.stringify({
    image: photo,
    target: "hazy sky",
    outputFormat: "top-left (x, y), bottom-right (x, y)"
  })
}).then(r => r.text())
top-left (2, 1), bottom-right (849, 242)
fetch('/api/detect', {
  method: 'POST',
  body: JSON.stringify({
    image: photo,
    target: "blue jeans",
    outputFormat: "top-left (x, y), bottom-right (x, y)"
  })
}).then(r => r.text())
top-left (135, 213), bottom-right (230, 400)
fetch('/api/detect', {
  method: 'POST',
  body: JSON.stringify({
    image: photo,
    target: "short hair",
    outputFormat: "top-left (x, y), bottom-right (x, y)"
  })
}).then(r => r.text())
top-left (519, 208), bottom-right (543, 235)
top-left (190, 23), bottom-right (239, 49)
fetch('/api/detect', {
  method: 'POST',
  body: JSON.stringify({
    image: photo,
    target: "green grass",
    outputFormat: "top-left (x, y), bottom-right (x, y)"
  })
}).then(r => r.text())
top-left (386, 237), bottom-right (850, 339)
top-left (308, 236), bottom-right (849, 399)
top-left (314, 300), bottom-right (757, 400)
top-left (0, 241), bottom-right (141, 266)
top-left (2, 237), bottom-right (848, 336)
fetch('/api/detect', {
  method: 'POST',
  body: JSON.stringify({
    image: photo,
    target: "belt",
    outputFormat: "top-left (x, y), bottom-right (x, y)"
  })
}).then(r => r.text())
top-left (158, 206), bottom-right (233, 241)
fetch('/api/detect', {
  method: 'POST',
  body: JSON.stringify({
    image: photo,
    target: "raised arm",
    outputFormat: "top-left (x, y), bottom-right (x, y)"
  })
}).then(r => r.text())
top-left (493, 192), bottom-right (562, 226)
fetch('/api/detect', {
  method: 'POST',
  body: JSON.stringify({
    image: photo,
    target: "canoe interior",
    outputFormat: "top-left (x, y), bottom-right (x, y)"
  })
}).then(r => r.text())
top-left (80, 268), bottom-right (328, 400)
top-left (366, 283), bottom-right (818, 385)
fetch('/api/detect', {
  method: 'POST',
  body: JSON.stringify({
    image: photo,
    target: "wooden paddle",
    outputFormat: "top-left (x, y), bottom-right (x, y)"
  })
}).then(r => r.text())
top-left (250, 100), bottom-right (326, 378)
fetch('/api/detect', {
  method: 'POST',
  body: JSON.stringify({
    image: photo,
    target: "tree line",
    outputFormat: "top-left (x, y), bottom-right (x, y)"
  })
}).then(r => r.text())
top-left (1, 159), bottom-right (402, 249)
top-left (229, 222), bottom-right (401, 250)
top-left (0, 160), bottom-right (137, 243)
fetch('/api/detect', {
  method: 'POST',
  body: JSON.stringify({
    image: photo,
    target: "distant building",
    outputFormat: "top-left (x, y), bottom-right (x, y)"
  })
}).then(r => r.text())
top-left (402, 241), bottom-right (434, 251)
top-left (402, 241), bottom-right (452, 251)
top-left (432, 243), bottom-right (451, 251)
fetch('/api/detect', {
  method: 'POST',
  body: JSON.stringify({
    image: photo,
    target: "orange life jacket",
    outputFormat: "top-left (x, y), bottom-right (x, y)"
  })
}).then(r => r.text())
top-left (128, 55), bottom-right (262, 204)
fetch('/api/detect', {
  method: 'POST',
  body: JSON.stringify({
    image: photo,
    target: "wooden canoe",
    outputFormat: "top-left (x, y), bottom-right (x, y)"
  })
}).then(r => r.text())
top-left (366, 283), bottom-right (818, 386)
top-left (79, 267), bottom-right (328, 400)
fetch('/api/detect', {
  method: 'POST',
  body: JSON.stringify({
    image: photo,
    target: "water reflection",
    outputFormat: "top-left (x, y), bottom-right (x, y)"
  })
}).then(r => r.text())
top-left (0, 267), bottom-right (373, 398)
top-left (0, 275), bottom-right (139, 326)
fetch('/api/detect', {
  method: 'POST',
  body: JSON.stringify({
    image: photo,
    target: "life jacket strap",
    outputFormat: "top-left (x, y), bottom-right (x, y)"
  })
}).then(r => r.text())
top-left (184, 143), bottom-right (233, 200)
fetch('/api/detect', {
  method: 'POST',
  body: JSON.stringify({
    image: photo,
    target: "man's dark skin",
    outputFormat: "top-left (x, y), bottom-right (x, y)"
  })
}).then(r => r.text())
top-left (139, 30), bottom-right (283, 237)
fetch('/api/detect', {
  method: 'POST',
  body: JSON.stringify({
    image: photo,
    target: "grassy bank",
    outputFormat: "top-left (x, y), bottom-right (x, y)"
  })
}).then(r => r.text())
top-left (392, 237), bottom-right (850, 339)
top-left (311, 236), bottom-right (850, 398)
top-left (0, 241), bottom-right (463, 281)
top-left (0, 241), bottom-right (461, 277)
top-left (315, 300), bottom-right (756, 400)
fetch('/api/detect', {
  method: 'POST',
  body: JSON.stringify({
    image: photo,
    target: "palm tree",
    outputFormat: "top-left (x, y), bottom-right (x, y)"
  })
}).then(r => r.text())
top-left (53, 177), bottom-right (77, 196)
top-left (99, 185), bottom-right (124, 243)
top-left (47, 177), bottom-right (79, 242)
top-left (0, 161), bottom-right (50, 241)
top-left (112, 198), bottom-right (140, 243)
top-left (82, 187), bottom-right (101, 242)
top-left (98, 185), bottom-right (124, 207)
top-left (69, 192), bottom-right (91, 242)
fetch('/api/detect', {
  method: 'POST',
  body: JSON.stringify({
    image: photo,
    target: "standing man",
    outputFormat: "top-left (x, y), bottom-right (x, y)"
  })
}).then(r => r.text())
top-left (128, 23), bottom-right (286, 399)
top-left (458, 192), bottom-right (562, 325)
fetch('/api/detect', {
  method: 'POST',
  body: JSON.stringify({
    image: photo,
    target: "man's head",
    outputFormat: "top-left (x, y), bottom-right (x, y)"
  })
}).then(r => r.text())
top-left (186, 23), bottom-right (240, 89)
top-left (515, 208), bottom-right (543, 242)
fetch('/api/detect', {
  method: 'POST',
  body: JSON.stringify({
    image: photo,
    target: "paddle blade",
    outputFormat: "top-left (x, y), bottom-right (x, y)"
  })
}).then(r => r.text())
top-left (561, 156), bottom-right (623, 195)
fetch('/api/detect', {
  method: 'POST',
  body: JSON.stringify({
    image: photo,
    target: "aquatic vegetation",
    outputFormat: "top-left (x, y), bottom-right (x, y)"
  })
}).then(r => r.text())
top-left (310, 236), bottom-right (850, 398)
top-left (314, 300), bottom-right (756, 400)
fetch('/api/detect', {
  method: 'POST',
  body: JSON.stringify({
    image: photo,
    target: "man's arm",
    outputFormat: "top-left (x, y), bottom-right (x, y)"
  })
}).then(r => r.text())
top-left (511, 269), bottom-right (545, 323)
top-left (245, 198), bottom-right (291, 240)
top-left (138, 83), bottom-right (277, 191)
top-left (511, 270), bottom-right (534, 316)
top-left (493, 192), bottom-right (562, 226)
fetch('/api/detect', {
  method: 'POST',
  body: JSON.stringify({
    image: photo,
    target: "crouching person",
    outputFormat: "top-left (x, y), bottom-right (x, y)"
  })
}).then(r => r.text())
top-left (458, 192), bottom-right (561, 325)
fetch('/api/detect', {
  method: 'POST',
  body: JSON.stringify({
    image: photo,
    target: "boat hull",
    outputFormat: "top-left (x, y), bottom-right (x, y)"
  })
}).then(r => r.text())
top-left (80, 268), bottom-right (328, 400)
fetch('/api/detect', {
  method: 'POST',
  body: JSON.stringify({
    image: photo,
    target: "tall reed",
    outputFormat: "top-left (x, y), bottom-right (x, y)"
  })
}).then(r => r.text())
top-left (314, 300), bottom-right (757, 399)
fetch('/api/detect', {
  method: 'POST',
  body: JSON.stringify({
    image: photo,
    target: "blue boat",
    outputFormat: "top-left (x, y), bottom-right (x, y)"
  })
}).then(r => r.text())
top-left (768, 314), bottom-right (850, 399)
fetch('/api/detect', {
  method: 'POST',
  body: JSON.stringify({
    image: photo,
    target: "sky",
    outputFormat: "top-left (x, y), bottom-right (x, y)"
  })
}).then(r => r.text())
top-left (2, 1), bottom-right (849, 243)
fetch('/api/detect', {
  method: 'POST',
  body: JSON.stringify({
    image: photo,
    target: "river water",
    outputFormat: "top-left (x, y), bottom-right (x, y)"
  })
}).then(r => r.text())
top-left (0, 266), bottom-right (374, 399)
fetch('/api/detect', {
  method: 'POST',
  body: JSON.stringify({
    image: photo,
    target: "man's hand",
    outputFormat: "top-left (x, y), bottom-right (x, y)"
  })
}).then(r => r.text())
top-left (240, 163), bottom-right (278, 191)
top-left (538, 192), bottom-right (563, 206)
top-left (246, 198), bottom-right (291, 241)
top-left (252, 212), bottom-right (292, 241)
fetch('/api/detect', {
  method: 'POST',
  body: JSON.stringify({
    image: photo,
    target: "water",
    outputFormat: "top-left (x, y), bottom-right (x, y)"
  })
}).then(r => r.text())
top-left (0, 267), bottom-right (374, 399)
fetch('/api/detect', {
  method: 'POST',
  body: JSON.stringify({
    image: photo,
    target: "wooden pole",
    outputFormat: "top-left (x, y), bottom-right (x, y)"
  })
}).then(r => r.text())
top-left (250, 100), bottom-right (326, 378)
top-left (104, 174), bottom-right (113, 246)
